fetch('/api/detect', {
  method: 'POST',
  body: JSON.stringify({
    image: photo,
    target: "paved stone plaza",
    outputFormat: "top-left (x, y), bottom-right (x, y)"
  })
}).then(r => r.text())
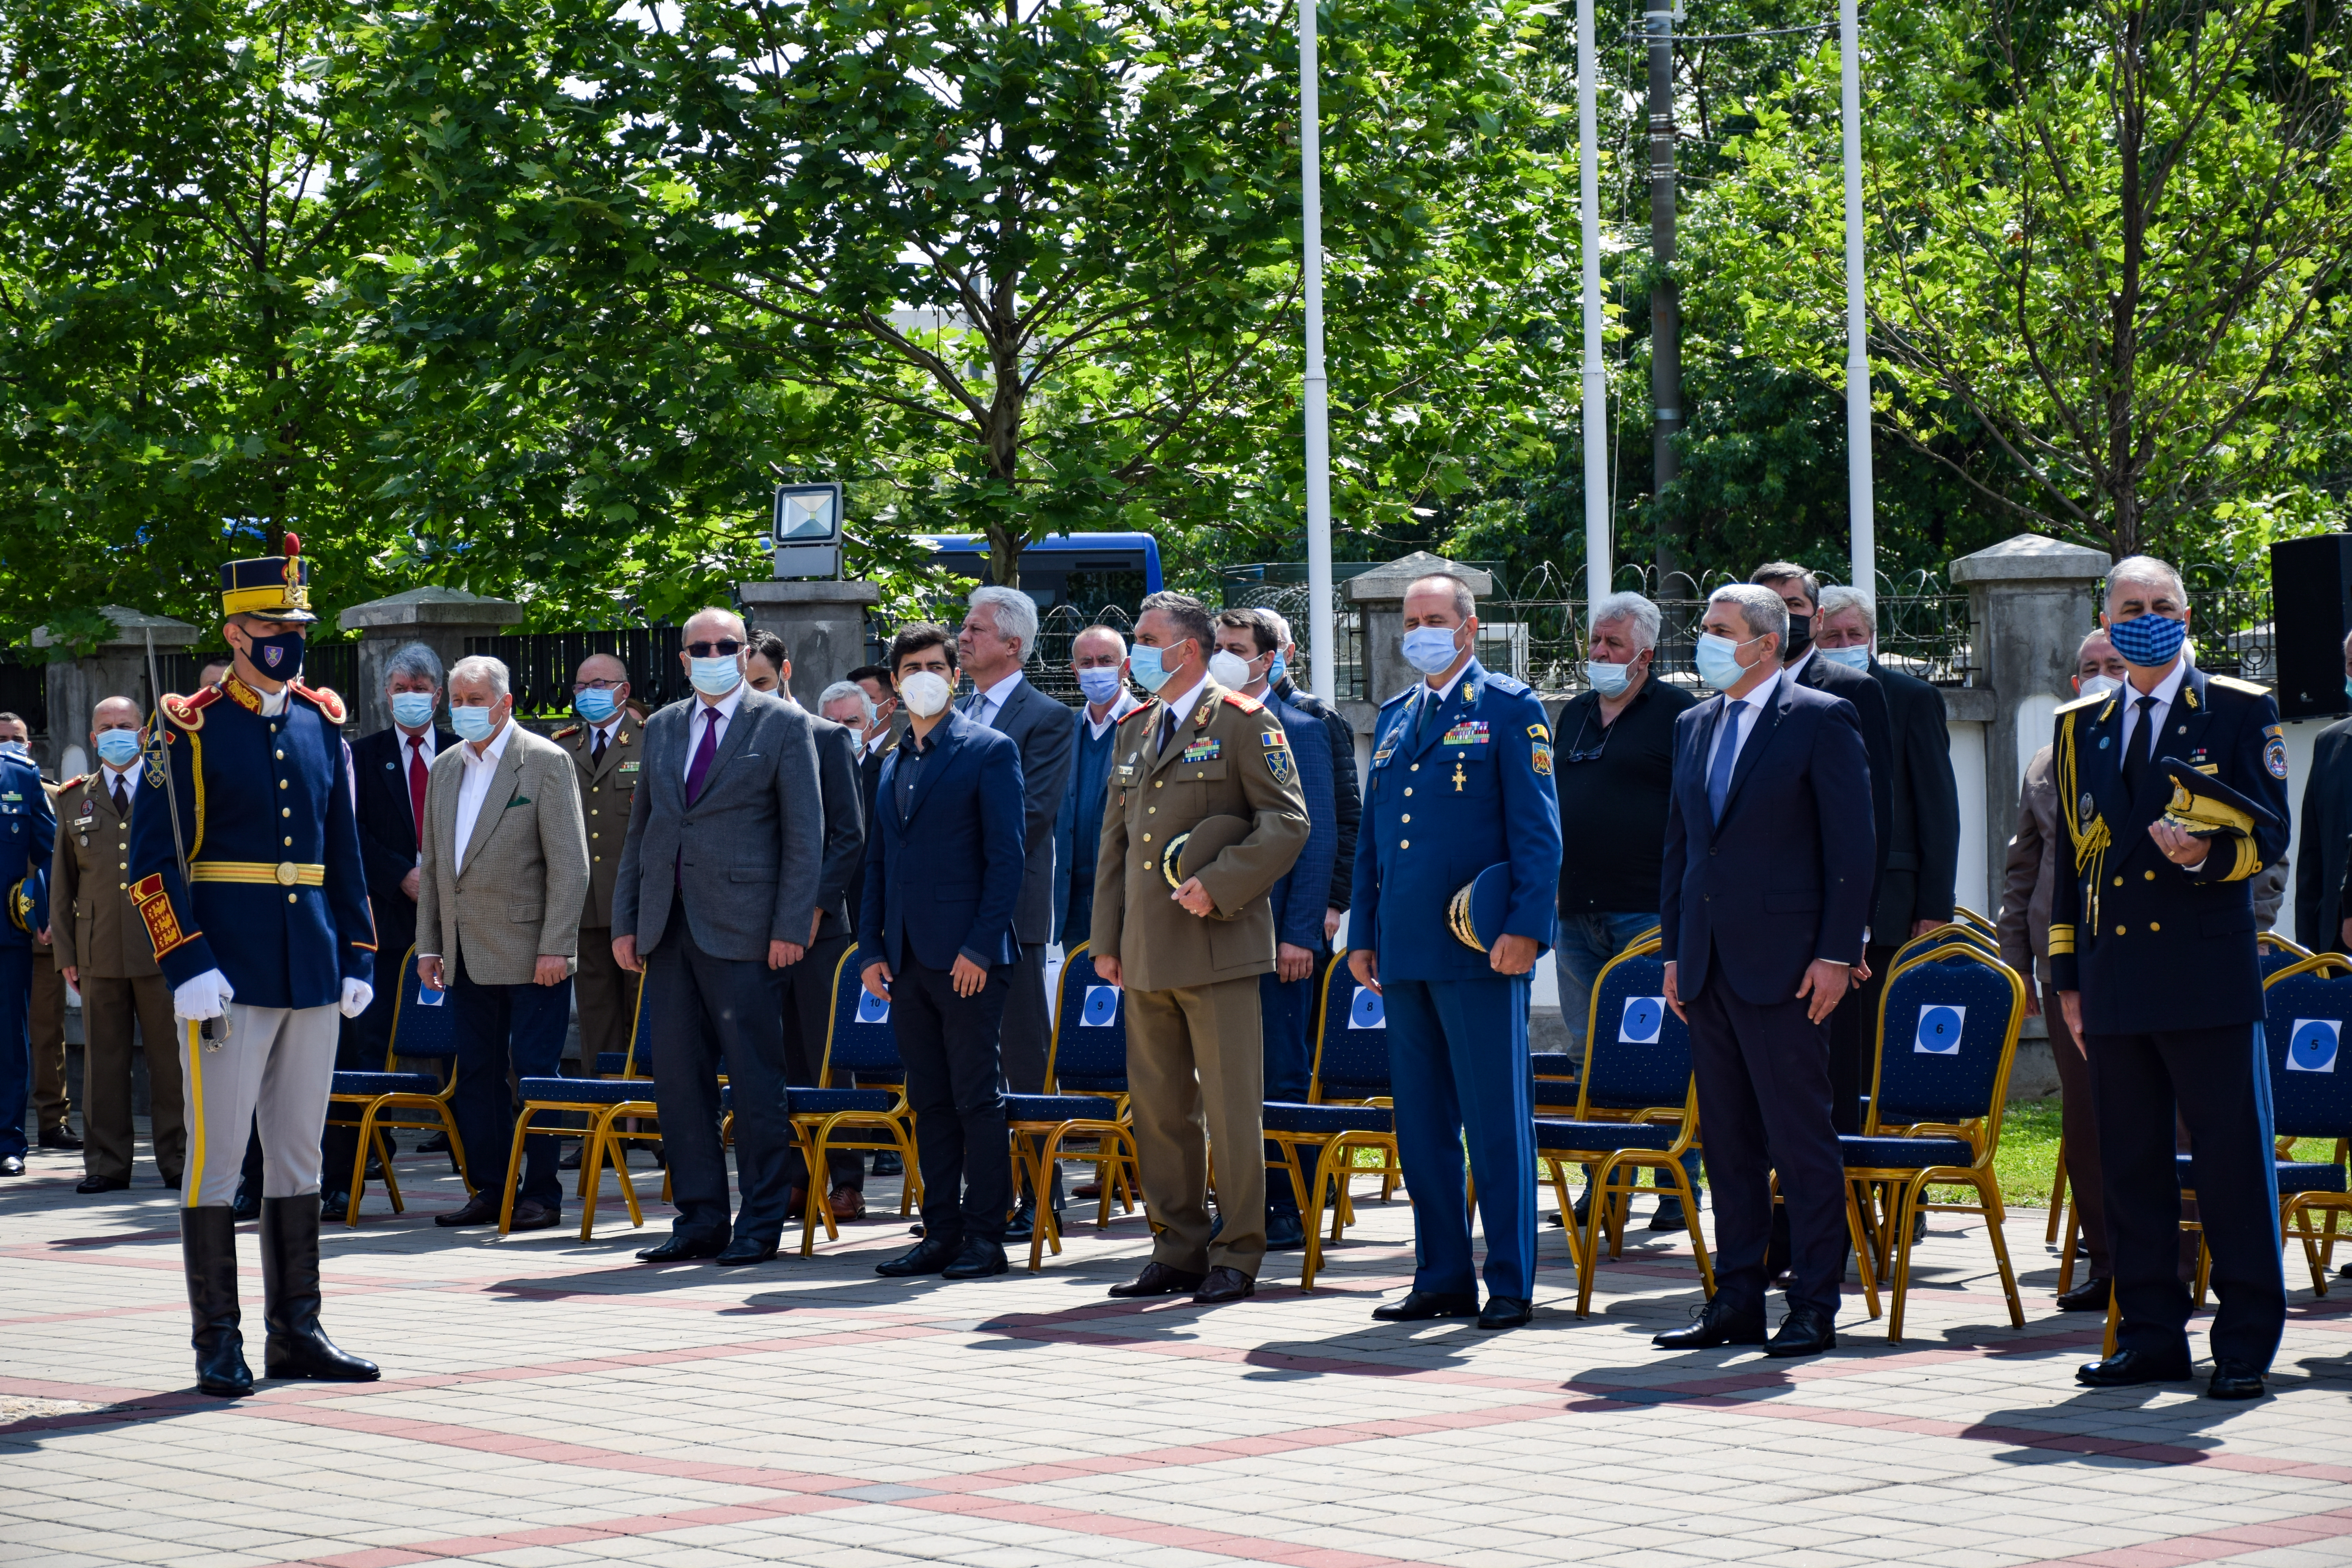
top-left (5, 1138), bottom-right (2352, 1568)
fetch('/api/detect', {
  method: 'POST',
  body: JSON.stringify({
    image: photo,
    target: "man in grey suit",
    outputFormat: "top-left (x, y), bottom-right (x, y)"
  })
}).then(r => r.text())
top-left (956, 587), bottom-right (1076, 1236)
top-left (613, 606), bottom-right (826, 1266)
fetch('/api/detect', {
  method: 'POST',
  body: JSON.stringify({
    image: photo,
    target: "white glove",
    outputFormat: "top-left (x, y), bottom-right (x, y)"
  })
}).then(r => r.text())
top-left (339, 978), bottom-right (375, 1019)
top-left (173, 969), bottom-right (236, 1022)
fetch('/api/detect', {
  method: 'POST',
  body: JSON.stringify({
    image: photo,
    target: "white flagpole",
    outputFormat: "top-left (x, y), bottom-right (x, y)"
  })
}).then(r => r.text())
top-left (1840, 0), bottom-right (1876, 607)
top-left (1302, 0), bottom-right (1336, 702)
top-left (1579, 0), bottom-right (1608, 606)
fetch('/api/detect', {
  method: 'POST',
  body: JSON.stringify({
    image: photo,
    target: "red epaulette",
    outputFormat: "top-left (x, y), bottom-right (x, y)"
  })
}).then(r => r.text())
top-left (552, 723), bottom-right (583, 741)
top-left (1118, 704), bottom-right (1156, 728)
top-left (290, 680), bottom-right (347, 724)
top-left (160, 685), bottom-right (225, 732)
top-left (1220, 690), bottom-right (1265, 714)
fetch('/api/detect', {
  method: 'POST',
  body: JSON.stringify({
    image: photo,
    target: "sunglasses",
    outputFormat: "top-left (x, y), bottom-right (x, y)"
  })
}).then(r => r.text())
top-left (685, 639), bottom-right (743, 658)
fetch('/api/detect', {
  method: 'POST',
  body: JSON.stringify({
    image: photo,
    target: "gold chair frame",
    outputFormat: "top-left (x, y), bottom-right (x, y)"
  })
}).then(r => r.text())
top-left (1004, 940), bottom-right (1143, 1271)
top-left (799, 947), bottom-right (922, 1256)
top-left (500, 958), bottom-right (666, 1241)
top-left (1267, 952), bottom-right (1405, 1291)
top-left (323, 946), bottom-right (471, 1227)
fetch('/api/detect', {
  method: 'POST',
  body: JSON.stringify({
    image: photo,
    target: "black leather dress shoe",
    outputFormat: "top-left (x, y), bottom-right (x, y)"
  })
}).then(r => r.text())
top-left (1765, 1306), bottom-right (1837, 1357)
top-left (0, 1154), bottom-right (24, 1177)
top-left (1108, 1261), bottom-right (1207, 1298)
top-left (508, 1199), bottom-right (563, 1232)
top-left (637, 1232), bottom-right (728, 1263)
top-left (1478, 1296), bottom-right (1533, 1330)
top-left (39, 1125), bottom-right (83, 1151)
top-left (1372, 1290), bottom-right (1480, 1322)
top-left (2076, 1348), bottom-right (2193, 1387)
top-left (77, 1174), bottom-right (130, 1194)
top-left (2056, 1276), bottom-right (2113, 1312)
top-left (1265, 1209), bottom-right (1307, 1251)
top-left (715, 1235), bottom-right (780, 1266)
top-left (942, 1238), bottom-right (1009, 1279)
top-left (1004, 1200), bottom-right (1038, 1242)
top-left (2207, 1358), bottom-right (2267, 1400)
top-left (1194, 1266), bottom-right (1256, 1304)
top-left (434, 1194), bottom-right (501, 1228)
top-left (876, 1234), bottom-right (962, 1277)
top-left (1653, 1298), bottom-right (1767, 1349)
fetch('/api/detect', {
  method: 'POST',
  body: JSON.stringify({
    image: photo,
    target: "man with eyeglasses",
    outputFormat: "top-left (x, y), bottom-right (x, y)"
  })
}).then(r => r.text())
top-left (613, 608), bottom-right (825, 1267)
top-left (1548, 592), bottom-right (1699, 1231)
top-left (553, 653), bottom-right (645, 1081)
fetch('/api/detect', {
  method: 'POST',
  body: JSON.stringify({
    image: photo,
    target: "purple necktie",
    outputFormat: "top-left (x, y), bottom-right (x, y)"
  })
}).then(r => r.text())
top-left (685, 704), bottom-right (720, 805)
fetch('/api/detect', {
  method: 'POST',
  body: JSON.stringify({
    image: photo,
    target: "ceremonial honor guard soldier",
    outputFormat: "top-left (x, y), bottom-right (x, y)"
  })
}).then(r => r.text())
top-left (0, 739), bottom-right (55, 1179)
top-left (128, 536), bottom-right (382, 1397)
top-left (1350, 573), bottom-right (1562, 1330)
top-left (2054, 556), bottom-right (2291, 1401)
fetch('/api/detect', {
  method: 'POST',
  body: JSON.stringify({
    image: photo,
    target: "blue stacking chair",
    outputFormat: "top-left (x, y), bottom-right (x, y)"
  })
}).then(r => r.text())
top-left (507, 965), bottom-right (662, 1241)
top-left (1263, 953), bottom-right (1398, 1290)
top-left (1532, 935), bottom-right (1710, 1317)
top-left (1002, 941), bottom-right (1141, 1270)
top-left (2258, 930), bottom-right (2312, 980)
top-left (324, 947), bottom-right (470, 1227)
top-left (796, 947), bottom-right (920, 1255)
top-left (1844, 941), bottom-right (2028, 1341)
top-left (2258, 955), bottom-right (2352, 1294)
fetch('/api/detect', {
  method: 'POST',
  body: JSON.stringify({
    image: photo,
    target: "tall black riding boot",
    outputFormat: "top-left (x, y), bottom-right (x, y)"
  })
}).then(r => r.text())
top-left (180, 1206), bottom-right (253, 1398)
top-left (259, 1194), bottom-right (380, 1383)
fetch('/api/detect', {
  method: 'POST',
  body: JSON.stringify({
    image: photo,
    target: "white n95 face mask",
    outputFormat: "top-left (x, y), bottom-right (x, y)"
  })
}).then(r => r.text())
top-left (1208, 650), bottom-right (1254, 689)
top-left (898, 670), bottom-right (953, 718)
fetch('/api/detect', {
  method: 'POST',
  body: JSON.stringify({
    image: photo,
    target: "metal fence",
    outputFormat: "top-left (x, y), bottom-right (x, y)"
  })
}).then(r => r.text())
top-left (464, 628), bottom-right (693, 718)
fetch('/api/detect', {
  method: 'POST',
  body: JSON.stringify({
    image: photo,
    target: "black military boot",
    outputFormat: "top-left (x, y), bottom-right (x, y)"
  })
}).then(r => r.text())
top-left (180, 1206), bottom-right (253, 1398)
top-left (259, 1194), bottom-right (380, 1383)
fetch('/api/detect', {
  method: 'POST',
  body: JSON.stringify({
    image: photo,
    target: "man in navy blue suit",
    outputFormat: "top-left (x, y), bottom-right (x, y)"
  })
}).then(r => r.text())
top-left (860, 623), bottom-right (1027, 1282)
top-left (1655, 584), bottom-right (1874, 1358)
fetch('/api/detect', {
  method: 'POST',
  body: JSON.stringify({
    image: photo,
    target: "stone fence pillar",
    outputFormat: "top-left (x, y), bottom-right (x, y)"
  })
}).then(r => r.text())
top-left (1948, 533), bottom-right (2112, 915)
top-left (740, 580), bottom-right (882, 709)
top-left (338, 588), bottom-right (524, 735)
top-left (32, 607), bottom-right (203, 780)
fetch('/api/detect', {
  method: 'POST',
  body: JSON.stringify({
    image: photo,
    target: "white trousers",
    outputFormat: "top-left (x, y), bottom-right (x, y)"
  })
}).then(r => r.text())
top-left (178, 1002), bottom-right (340, 1208)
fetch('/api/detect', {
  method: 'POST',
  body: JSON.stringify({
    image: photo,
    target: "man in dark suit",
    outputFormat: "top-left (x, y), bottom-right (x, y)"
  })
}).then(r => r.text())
top-left (847, 663), bottom-right (897, 815)
top-left (956, 587), bottom-right (1075, 1237)
top-left (613, 606), bottom-right (825, 1267)
top-left (1266, 613), bottom-right (1362, 947)
top-left (2295, 628), bottom-right (2352, 955)
top-left (1052, 626), bottom-right (1143, 953)
top-left (1655, 584), bottom-right (1874, 1358)
top-left (1752, 564), bottom-right (1895, 1151)
top-left (331, 644), bottom-right (457, 1201)
top-left (862, 623), bottom-right (1027, 1281)
top-left (819, 680), bottom-right (880, 932)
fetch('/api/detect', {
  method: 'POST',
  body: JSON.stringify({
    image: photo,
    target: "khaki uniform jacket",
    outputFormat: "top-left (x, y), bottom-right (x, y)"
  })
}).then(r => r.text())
top-left (416, 723), bottom-right (592, 986)
top-left (50, 771), bottom-right (159, 980)
top-left (1090, 679), bottom-right (1310, 993)
top-left (552, 710), bottom-right (644, 929)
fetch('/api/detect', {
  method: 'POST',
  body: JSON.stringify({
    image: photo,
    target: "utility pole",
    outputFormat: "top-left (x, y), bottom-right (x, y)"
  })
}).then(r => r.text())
top-left (1646, 0), bottom-right (1682, 584)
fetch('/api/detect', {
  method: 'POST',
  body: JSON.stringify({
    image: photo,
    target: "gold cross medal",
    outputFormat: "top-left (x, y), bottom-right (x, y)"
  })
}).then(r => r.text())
top-left (1452, 759), bottom-right (1467, 792)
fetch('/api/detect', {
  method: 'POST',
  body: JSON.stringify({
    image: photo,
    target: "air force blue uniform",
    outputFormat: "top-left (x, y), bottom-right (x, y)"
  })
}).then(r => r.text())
top-left (0, 750), bottom-right (56, 1161)
top-left (2049, 664), bottom-right (2292, 1372)
top-left (1351, 661), bottom-right (1562, 1303)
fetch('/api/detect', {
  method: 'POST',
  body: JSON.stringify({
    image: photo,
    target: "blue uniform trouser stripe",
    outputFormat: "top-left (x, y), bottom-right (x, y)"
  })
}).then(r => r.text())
top-left (2086, 1021), bottom-right (2287, 1370)
top-left (0, 944), bottom-right (28, 1157)
top-left (1383, 975), bottom-right (1537, 1300)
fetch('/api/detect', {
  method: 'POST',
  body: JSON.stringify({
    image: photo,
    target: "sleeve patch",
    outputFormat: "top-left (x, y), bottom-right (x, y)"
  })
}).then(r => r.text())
top-left (1532, 743), bottom-right (1553, 777)
top-left (1528, 724), bottom-right (1550, 743)
top-left (130, 873), bottom-right (196, 960)
top-left (2266, 736), bottom-right (2290, 779)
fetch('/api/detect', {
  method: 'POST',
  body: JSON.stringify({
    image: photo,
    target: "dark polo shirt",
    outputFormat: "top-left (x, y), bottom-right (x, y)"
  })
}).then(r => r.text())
top-left (1553, 674), bottom-right (1697, 916)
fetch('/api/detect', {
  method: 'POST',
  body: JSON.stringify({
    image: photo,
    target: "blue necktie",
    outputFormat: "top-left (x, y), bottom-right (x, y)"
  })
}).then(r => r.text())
top-left (1707, 699), bottom-right (1742, 823)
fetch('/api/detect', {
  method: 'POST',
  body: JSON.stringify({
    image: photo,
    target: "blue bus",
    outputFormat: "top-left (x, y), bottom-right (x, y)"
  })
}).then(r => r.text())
top-left (914, 532), bottom-right (1164, 611)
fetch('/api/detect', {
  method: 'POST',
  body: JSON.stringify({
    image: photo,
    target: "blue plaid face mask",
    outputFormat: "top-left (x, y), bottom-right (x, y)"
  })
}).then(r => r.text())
top-left (2106, 612), bottom-right (2186, 668)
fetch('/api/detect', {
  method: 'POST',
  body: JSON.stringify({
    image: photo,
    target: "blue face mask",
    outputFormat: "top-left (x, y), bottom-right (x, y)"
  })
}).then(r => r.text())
top-left (1695, 632), bottom-right (1758, 691)
top-left (1266, 653), bottom-right (1287, 688)
top-left (389, 691), bottom-right (438, 730)
top-left (1818, 645), bottom-right (1870, 671)
top-left (95, 729), bottom-right (142, 768)
top-left (1127, 639), bottom-right (1191, 695)
top-left (573, 688), bottom-right (620, 724)
top-left (2106, 612), bottom-right (2187, 668)
top-left (689, 655), bottom-right (742, 697)
top-left (1586, 657), bottom-right (1637, 697)
top-left (1401, 626), bottom-right (1464, 676)
top-left (1076, 666), bottom-right (1125, 706)
top-left (245, 626), bottom-right (305, 679)
top-left (450, 703), bottom-right (499, 743)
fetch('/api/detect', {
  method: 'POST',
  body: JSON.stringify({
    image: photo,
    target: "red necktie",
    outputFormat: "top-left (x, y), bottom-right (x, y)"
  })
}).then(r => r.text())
top-left (408, 737), bottom-right (430, 848)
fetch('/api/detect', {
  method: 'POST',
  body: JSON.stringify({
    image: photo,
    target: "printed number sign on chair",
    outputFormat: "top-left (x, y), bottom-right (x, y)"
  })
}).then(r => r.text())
top-left (1263, 953), bottom-right (1397, 1290)
top-left (1531, 935), bottom-right (1710, 1317)
top-left (323, 946), bottom-right (469, 1227)
top-left (508, 964), bottom-right (663, 1241)
top-left (1002, 939), bottom-right (1145, 1271)
top-left (2259, 955), bottom-right (2352, 1294)
top-left (1843, 942), bottom-right (2029, 1341)
top-left (795, 946), bottom-right (920, 1256)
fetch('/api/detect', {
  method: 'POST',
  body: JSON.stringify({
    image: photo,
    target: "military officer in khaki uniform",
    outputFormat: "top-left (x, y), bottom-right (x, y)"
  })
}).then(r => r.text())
top-left (551, 653), bottom-right (644, 1068)
top-left (1092, 592), bottom-right (1308, 1305)
top-left (52, 697), bottom-right (184, 1191)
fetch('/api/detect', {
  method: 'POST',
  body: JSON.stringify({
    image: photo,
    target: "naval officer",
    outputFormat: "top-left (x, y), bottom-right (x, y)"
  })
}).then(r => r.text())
top-left (2055, 555), bottom-right (2291, 1401)
top-left (1351, 573), bottom-right (1563, 1330)
top-left (128, 535), bottom-right (381, 1397)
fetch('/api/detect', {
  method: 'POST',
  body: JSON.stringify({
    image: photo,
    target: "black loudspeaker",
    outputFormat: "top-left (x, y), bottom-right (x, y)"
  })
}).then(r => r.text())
top-left (2270, 533), bottom-right (2352, 720)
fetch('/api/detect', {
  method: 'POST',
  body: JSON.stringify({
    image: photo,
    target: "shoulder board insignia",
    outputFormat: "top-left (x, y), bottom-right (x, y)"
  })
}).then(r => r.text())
top-left (1221, 691), bottom-right (1264, 713)
top-left (160, 688), bottom-right (221, 731)
top-left (52, 775), bottom-right (84, 794)
top-left (2208, 674), bottom-right (2269, 696)
top-left (552, 724), bottom-right (583, 740)
top-left (1481, 671), bottom-right (1532, 697)
top-left (2054, 690), bottom-right (2107, 715)
top-left (291, 681), bottom-right (347, 724)
top-left (1118, 705), bottom-right (1156, 728)
top-left (1379, 687), bottom-right (1414, 710)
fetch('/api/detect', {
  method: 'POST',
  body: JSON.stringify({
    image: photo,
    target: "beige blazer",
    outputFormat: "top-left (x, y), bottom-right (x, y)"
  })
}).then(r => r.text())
top-left (416, 722), bottom-right (590, 986)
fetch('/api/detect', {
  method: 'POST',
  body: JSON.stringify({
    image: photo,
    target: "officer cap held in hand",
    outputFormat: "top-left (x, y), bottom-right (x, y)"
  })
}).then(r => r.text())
top-left (2158, 759), bottom-right (2284, 841)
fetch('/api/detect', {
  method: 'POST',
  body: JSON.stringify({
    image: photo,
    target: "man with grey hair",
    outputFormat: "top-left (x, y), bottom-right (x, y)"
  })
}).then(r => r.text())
top-left (956, 586), bottom-right (1076, 1240)
top-left (415, 654), bottom-right (590, 1231)
top-left (1053, 624), bottom-right (1140, 965)
top-left (1549, 590), bottom-right (1698, 1230)
top-left (552, 651), bottom-right (644, 1103)
top-left (1654, 582), bottom-right (1872, 1358)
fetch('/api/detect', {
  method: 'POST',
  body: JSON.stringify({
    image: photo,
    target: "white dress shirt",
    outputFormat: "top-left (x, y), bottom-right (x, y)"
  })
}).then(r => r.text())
top-left (2117, 656), bottom-right (2189, 763)
top-left (252, 679), bottom-right (289, 717)
top-left (1155, 672), bottom-right (1213, 752)
top-left (1085, 691), bottom-right (1142, 740)
top-left (683, 682), bottom-right (747, 780)
top-left (1417, 660), bottom-right (1473, 712)
top-left (98, 760), bottom-right (142, 810)
top-left (968, 669), bottom-right (1025, 729)
top-left (451, 720), bottom-right (515, 877)
top-left (1705, 668), bottom-right (1784, 782)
